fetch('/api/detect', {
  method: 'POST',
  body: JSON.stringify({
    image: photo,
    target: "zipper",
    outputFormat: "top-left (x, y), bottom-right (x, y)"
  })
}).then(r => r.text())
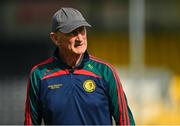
top-left (69, 68), bottom-right (75, 94)
top-left (69, 68), bottom-right (74, 78)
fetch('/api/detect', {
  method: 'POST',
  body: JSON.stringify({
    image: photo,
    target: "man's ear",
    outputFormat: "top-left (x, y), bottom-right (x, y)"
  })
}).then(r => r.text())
top-left (50, 32), bottom-right (60, 46)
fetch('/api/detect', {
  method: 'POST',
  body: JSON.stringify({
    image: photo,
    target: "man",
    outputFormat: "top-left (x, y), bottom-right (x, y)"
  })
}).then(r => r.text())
top-left (24, 7), bottom-right (135, 125)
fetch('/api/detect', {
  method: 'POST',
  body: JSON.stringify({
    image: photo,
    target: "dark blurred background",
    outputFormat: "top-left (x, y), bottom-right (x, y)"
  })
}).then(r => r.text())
top-left (0, 0), bottom-right (180, 124)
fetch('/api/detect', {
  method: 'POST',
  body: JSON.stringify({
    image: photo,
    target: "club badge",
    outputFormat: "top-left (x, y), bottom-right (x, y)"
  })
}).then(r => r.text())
top-left (83, 80), bottom-right (96, 92)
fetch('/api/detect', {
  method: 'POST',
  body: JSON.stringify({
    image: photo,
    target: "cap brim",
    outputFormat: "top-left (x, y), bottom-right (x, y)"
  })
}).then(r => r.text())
top-left (59, 20), bottom-right (91, 33)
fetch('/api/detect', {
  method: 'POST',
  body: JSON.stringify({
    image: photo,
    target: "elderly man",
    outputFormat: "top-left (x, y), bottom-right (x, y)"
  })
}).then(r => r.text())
top-left (24, 7), bottom-right (135, 125)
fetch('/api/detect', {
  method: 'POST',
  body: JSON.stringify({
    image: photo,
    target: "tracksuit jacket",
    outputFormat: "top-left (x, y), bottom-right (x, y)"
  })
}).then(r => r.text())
top-left (24, 49), bottom-right (135, 125)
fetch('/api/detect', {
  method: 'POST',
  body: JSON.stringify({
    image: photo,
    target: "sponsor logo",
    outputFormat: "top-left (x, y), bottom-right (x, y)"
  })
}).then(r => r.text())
top-left (48, 84), bottom-right (63, 89)
top-left (83, 80), bottom-right (96, 92)
top-left (87, 64), bottom-right (93, 69)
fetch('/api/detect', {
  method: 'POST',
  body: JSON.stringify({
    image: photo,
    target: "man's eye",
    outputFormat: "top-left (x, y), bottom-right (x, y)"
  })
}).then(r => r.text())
top-left (79, 29), bottom-right (84, 33)
top-left (72, 31), bottom-right (77, 35)
top-left (66, 32), bottom-right (74, 36)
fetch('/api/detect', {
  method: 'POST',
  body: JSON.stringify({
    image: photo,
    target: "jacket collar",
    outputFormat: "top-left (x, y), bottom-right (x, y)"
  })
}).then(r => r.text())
top-left (52, 48), bottom-right (89, 69)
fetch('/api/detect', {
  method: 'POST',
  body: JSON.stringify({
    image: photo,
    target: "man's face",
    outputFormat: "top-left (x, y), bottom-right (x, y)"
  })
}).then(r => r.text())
top-left (56, 26), bottom-right (87, 55)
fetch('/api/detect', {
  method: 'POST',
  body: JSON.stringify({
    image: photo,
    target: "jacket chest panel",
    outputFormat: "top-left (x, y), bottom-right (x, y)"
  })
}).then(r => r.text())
top-left (40, 74), bottom-right (108, 115)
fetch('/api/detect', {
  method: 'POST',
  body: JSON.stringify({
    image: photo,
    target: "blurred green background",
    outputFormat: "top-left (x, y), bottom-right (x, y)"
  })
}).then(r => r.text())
top-left (0, 0), bottom-right (180, 124)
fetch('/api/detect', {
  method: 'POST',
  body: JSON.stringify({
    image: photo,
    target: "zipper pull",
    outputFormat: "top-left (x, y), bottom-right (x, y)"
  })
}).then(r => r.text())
top-left (69, 68), bottom-right (74, 73)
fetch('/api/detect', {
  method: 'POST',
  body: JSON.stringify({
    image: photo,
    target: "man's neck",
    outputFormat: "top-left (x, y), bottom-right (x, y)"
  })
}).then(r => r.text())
top-left (58, 49), bottom-right (83, 68)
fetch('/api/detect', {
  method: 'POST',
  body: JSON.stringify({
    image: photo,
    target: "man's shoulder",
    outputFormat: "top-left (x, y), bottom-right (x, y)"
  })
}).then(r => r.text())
top-left (30, 57), bottom-right (55, 73)
top-left (88, 55), bottom-right (117, 74)
top-left (89, 55), bottom-right (114, 69)
top-left (88, 55), bottom-right (118, 82)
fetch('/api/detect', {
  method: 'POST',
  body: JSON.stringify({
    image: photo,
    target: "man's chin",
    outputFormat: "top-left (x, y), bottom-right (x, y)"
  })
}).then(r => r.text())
top-left (73, 49), bottom-right (86, 55)
top-left (73, 47), bottom-right (86, 54)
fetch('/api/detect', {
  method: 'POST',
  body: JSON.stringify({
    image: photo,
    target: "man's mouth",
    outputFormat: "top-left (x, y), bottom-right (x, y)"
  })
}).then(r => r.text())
top-left (74, 43), bottom-right (83, 47)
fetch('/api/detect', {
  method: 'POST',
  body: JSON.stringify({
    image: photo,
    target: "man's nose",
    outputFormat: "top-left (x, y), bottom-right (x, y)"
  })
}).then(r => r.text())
top-left (76, 33), bottom-right (83, 41)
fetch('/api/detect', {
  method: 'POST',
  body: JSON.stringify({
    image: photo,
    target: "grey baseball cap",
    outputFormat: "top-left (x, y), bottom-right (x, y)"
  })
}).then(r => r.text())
top-left (51, 7), bottom-right (91, 33)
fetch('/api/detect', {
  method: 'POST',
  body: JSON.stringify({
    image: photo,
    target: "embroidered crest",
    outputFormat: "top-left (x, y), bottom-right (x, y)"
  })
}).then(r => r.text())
top-left (83, 80), bottom-right (96, 92)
